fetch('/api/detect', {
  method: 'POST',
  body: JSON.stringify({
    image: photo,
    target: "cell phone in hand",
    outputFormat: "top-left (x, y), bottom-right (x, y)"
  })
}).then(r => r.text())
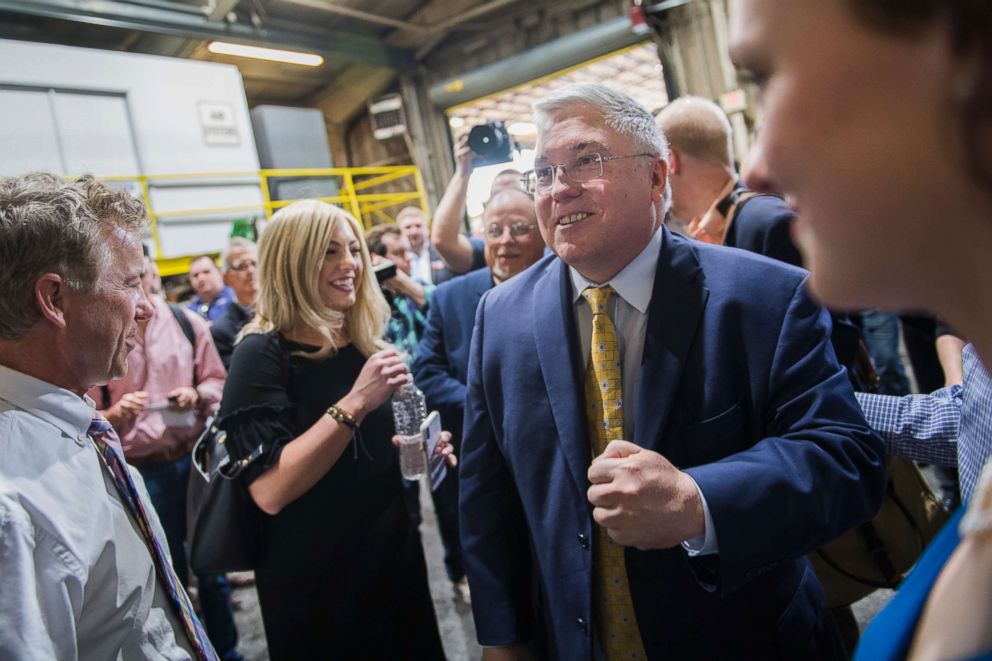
top-left (420, 410), bottom-right (447, 492)
top-left (373, 260), bottom-right (397, 285)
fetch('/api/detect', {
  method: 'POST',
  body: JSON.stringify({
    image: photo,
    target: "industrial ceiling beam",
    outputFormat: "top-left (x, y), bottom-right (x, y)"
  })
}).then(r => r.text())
top-left (0, 0), bottom-right (412, 68)
top-left (205, 0), bottom-right (241, 21)
top-left (279, 0), bottom-right (427, 35)
top-left (281, 0), bottom-right (525, 50)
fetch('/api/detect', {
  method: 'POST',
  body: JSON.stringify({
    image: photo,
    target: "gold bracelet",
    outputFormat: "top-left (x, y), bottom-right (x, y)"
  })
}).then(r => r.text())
top-left (326, 404), bottom-right (358, 430)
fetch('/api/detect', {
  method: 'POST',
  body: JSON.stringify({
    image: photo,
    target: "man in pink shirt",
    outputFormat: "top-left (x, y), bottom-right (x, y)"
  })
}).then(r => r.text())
top-left (95, 250), bottom-right (243, 660)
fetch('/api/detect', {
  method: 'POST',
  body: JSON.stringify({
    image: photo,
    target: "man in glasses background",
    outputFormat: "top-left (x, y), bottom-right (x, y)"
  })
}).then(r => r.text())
top-left (430, 130), bottom-right (531, 276)
top-left (413, 186), bottom-right (545, 603)
top-left (211, 237), bottom-right (259, 370)
top-left (458, 83), bottom-right (886, 660)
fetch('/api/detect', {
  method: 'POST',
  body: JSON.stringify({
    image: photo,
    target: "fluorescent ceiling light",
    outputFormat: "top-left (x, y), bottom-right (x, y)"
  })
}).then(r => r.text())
top-left (448, 116), bottom-right (465, 128)
top-left (208, 41), bottom-right (324, 66)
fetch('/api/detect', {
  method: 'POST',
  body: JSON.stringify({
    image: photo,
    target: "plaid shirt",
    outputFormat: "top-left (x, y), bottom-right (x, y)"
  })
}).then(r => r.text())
top-left (385, 289), bottom-right (432, 364)
top-left (856, 344), bottom-right (992, 502)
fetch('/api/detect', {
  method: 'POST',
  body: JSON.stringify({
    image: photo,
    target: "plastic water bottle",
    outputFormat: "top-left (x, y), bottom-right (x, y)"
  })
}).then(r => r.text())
top-left (392, 382), bottom-right (427, 480)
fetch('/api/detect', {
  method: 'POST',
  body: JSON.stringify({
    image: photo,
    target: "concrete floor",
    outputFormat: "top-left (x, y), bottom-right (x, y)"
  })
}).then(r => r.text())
top-left (227, 478), bottom-right (896, 660)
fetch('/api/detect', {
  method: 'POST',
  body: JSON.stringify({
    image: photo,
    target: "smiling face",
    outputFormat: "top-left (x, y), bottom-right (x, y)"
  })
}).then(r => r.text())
top-left (534, 104), bottom-right (667, 283)
top-left (318, 219), bottom-right (364, 312)
top-left (730, 0), bottom-right (961, 310)
top-left (62, 230), bottom-right (154, 389)
top-left (484, 190), bottom-right (545, 280)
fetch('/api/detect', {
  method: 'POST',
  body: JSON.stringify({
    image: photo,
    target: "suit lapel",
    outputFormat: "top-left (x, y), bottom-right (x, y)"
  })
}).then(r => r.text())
top-left (533, 259), bottom-right (590, 493)
top-left (634, 229), bottom-right (709, 451)
top-left (474, 269), bottom-right (494, 304)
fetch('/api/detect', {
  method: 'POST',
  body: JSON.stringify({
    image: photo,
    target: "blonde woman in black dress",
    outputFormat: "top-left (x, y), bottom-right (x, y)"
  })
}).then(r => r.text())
top-left (218, 200), bottom-right (450, 659)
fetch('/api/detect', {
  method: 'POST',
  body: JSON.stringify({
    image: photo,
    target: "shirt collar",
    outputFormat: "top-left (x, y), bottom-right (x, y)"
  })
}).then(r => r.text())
top-left (569, 225), bottom-right (663, 314)
top-left (0, 364), bottom-right (95, 439)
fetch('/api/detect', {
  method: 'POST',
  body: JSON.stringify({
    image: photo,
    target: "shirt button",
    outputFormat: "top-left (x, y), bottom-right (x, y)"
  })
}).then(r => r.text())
top-left (577, 532), bottom-right (589, 549)
top-left (76, 433), bottom-right (88, 446)
top-left (577, 617), bottom-right (588, 634)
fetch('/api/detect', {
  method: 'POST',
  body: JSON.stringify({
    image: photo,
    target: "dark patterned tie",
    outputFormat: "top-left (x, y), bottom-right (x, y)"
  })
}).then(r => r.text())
top-left (582, 286), bottom-right (647, 660)
top-left (88, 412), bottom-right (217, 661)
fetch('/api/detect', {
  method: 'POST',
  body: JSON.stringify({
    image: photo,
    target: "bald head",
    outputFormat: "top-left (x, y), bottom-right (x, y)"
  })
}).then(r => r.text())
top-left (656, 96), bottom-right (734, 168)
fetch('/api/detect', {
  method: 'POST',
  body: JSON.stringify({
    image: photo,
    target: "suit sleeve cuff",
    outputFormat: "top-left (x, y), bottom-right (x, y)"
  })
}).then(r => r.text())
top-left (682, 474), bottom-right (719, 556)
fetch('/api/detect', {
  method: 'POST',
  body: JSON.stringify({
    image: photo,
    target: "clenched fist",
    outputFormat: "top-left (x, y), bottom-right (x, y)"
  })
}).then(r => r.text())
top-left (587, 440), bottom-right (705, 549)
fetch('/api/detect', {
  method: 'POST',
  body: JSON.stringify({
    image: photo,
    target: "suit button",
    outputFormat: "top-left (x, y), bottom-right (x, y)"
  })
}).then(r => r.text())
top-left (577, 617), bottom-right (588, 634)
top-left (578, 533), bottom-right (589, 549)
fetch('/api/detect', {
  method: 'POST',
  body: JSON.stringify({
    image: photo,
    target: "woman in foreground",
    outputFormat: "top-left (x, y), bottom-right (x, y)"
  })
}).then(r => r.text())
top-left (218, 200), bottom-right (449, 659)
top-left (729, 1), bottom-right (991, 659)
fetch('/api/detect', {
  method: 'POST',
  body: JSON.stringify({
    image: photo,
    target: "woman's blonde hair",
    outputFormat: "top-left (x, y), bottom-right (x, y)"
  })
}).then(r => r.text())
top-left (241, 200), bottom-right (390, 360)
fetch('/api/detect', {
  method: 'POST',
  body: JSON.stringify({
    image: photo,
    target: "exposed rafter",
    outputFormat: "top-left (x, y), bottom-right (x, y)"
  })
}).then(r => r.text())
top-left (206, 0), bottom-right (242, 21)
top-left (0, 0), bottom-right (412, 68)
top-left (279, 0), bottom-right (428, 34)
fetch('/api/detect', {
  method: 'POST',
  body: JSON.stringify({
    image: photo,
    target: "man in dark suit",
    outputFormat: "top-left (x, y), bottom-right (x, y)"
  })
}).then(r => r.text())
top-left (211, 237), bottom-right (258, 370)
top-left (459, 83), bottom-right (886, 661)
top-left (413, 187), bottom-right (545, 597)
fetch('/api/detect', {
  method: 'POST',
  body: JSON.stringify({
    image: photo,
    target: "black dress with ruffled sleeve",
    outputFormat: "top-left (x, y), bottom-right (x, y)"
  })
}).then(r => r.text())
top-left (218, 331), bottom-right (444, 660)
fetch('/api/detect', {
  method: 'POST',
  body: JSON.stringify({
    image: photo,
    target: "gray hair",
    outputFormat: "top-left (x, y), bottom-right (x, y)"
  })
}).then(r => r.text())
top-left (533, 83), bottom-right (671, 213)
top-left (221, 236), bottom-right (257, 272)
top-left (483, 187), bottom-right (535, 220)
top-left (0, 173), bottom-right (147, 339)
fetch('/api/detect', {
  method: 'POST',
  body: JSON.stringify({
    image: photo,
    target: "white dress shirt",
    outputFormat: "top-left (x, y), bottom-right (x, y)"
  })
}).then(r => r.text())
top-left (410, 243), bottom-right (434, 286)
top-left (569, 227), bottom-right (718, 555)
top-left (0, 365), bottom-right (193, 660)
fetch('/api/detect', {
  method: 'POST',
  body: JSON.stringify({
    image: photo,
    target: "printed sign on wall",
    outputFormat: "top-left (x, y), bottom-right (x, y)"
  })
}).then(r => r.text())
top-left (199, 102), bottom-right (240, 146)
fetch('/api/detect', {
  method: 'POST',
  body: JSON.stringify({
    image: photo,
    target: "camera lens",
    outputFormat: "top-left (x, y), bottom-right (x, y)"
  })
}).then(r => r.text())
top-left (466, 121), bottom-right (514, 166)
top-left (468, 124), bottom-right (504, 155)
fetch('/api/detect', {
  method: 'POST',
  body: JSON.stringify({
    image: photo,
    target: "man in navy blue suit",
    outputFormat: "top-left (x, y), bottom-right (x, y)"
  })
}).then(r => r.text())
top-left (413, 186), bottom-right (545, 599)
top-left (458, 83), bottom-right (887, 661)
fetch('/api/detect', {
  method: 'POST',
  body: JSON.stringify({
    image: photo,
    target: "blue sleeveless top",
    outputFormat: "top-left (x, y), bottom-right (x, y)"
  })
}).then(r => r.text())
top-left (855, 507), bottom-right (964, 661)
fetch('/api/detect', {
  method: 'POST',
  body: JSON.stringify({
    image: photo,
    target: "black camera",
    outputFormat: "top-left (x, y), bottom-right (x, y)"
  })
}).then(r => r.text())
top-left (468, 121), bottom-right (515, 167)
top-left (373, 259), bottom-right (397, 286)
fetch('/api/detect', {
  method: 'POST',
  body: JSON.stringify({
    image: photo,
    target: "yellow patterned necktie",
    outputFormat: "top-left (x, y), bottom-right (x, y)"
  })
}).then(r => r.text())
top-left (582, 286), bottom-right (646, 661)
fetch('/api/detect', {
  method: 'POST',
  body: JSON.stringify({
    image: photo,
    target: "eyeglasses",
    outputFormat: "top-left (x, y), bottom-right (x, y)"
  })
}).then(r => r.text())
top-left (229, 260), bottom-right (257, 272)
top-left (486, 222), bottom-right (536, 239)
top-left (521, 152), bottom-right (654, 194)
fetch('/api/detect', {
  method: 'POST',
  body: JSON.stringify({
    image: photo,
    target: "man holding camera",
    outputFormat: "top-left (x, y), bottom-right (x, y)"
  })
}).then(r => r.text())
top-left (431, 130), bottom-right (528, 277)
top-left (366, 224), bottom-right (434, 363)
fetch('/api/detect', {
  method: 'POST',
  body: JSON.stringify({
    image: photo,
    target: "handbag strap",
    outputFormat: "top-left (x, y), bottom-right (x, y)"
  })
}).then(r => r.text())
top-left (191, 418), bottom-right (265, 481)
top-left (218, 443), bottom-right (265, 480)
top-left (194, 332), bottom-right (293, 482)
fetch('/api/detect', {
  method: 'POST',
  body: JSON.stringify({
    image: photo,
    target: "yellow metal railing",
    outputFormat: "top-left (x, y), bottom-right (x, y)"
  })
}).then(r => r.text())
top-left (100, 166), bottom-right (428, 277)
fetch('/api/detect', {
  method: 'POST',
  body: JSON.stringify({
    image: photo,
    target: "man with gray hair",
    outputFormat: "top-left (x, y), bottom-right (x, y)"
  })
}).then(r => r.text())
top-left (211, 236), bottom-right (259, 369)
top-left (0, 173), bottom-right (217, 659)
top-left (459, 83), bottom-right (885, 660)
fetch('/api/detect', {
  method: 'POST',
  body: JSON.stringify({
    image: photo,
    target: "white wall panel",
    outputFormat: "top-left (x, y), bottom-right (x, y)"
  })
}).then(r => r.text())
top-left (0, 89), bottom-right (63, 175)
